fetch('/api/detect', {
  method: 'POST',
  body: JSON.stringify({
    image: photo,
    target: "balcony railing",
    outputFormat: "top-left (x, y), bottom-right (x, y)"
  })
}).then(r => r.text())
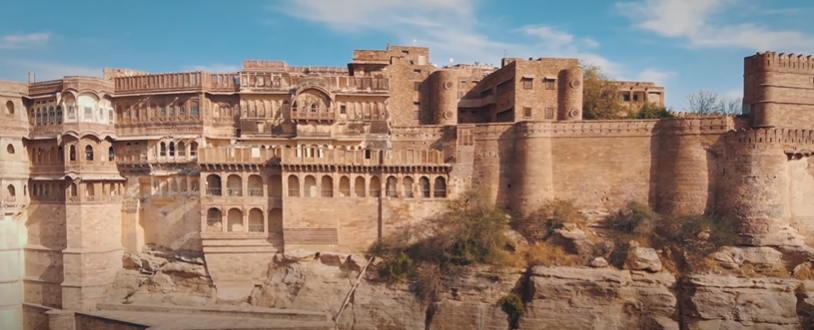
top-left (206, 188), bottom-right (222, 196)
top-left (247, 188), bottom-right (264, 197)
top-left (225, 189), bottom-right (242, 197)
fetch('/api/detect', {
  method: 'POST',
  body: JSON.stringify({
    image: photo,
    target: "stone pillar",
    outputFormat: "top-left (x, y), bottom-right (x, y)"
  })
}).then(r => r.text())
top-left (657, 120), bottom-right (711, 216)
top-left (0, 212), bottom-right (25, 330)
top-left (46, 309), bottom-right (76, 330)
top-left (716, 129), bottom-right (800, 246)
top-left (511, 122), bottom-right (554, 216)
top-left (429, 70), bottom-right (458, 125)
top-left (61, 193), bottom-right (124, 311)
top-left (557, 68), bottom-right (583, 121)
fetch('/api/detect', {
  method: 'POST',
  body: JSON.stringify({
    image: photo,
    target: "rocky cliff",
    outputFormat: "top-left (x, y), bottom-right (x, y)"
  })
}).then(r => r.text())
top-left (108, 244), bottom-right (814, 330)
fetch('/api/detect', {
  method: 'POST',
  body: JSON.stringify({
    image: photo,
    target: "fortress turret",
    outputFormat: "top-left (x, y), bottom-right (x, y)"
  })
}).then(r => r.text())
top-left (558, 67), bottom-right (583, 121)
top-left (744, 52), bottom-right (814, 129)
top-left (429, 70), bottom-right (459, 125)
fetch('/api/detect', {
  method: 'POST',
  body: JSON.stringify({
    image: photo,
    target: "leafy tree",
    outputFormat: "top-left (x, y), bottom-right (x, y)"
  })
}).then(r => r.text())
top-left (580, 61), bottom-right (628, 119)
top-left (685, 90), bottom-right (742, 115)
top-left (634, 102), bottom-right (674, 119)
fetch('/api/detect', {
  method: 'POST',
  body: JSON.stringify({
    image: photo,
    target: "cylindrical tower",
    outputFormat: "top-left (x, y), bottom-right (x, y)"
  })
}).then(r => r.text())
top-left (557, 68), bottom-right (583, 121)
top-left (429, 70), bottom-right (458, 125)
top-left (715, 129), bottom-right (794, 246)
top-left (511, 122), bottom-right (554, 216)
top-left (0, 82), bottom-right (30, 330)
top-left (656, 119), bottom-right (711, 216)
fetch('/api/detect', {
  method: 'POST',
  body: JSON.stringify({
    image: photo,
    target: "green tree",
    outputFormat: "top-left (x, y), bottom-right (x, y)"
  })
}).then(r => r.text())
top-left (580, 61), bottom-right (627, 119)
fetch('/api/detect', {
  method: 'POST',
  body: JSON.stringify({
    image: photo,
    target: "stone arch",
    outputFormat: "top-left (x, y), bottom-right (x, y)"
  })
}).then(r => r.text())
top-left (304, 175), bottom-right (317, 197)
top-left (248, 175), bottom-right (263, 197)
top-left (369, 176), bottom-right (381, 197)
top-left (402, 176), bottom-right (414, 198)
top-left (293, 88), bottom-right (332, 113)
top-left (69, 183), bottom-right (77, 197)
top-left (177, 141), bottom-right (186, 156)
top-left (5, 100), bottom-right (13, 115)
top-left (226, 174), bottom-right (242, 196)
top-left (434, 177), bottom-right (447, 198)
top-left (287, 175), bottom-right (300, 197)
top-left (268, 175), bottom-right (282, 197)
top-left (190, 141), bottom-right (199, 156)
top-left (227, 208), bottom-right (243, 232)
top-left (419, 176), bottom-right (431, 198)
top-left (268, 208), bottom-right (283, 233)
top-left (84, 145), bottom-right (94, 161)
top-left (206, 208), bottom-right (223, 232)
top-left (7, 184), bottom-right (16, 198)
top-left (386, 176), bottom-right (398, 198)
top-left (339, 176), bottom-right (351, 197)
top-left (248, 208), bottom-right (264, 232)
top-left (205, 174), bottom-right (222, 196)
top-left (320, 175), bottom-right (333, 197)
top-left (354, 176), bottom-right (366, 197)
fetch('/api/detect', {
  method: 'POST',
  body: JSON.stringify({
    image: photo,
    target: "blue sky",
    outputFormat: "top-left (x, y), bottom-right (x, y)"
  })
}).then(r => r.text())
top-left (0, 0), bottom-right (812, 110)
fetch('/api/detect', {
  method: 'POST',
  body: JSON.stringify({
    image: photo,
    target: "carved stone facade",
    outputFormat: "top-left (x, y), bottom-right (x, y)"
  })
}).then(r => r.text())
top-left (2, 45), bottom-right (810, 329)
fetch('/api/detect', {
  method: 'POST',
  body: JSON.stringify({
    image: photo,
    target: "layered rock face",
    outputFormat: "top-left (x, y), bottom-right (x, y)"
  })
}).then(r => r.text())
top-left (108, 246), bottom-right (814, 329)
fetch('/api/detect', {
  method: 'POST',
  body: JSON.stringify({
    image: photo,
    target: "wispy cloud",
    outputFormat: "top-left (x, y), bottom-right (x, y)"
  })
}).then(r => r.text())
top-left (616, 0), bottom-right (814, 53)
top-left (0, 33), bottom-right (50, 50)
top-left (274, 0), bottom-right (665, 83)
top-left (186, 64), bottom-right (240, 73)
top-left (1, 59), bottom-right (100, 81)
top-left (635, 69), bottom-right (676, 86)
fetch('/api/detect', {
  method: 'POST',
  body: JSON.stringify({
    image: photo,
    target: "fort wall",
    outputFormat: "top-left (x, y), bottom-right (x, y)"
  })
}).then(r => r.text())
top-left (745, 52), bottom-right (814, 128)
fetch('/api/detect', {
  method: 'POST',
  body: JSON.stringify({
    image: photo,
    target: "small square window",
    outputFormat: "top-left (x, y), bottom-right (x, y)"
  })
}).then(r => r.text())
top-left (160, 107), bottom-right (166, 116)
top-left (522, 78), bottom-right (533, 90)
top-left (523, 107), bottom-right (532, 118)
top-left (340, 105), bottom-right (347, 114)
top-left (545, 108), bottom-right (555, 119)
top-left (402, 50), bottom-right (409, 55)
top-left (413, 69), bottom-right (421, 74)
top-left (544, 79), bottom-right (555, 90)
top-left (623, 94), bottom-right (631, 102)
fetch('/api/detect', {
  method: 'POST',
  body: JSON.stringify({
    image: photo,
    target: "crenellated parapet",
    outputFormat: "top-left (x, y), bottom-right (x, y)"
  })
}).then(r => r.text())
top-left (745, 51), bottom-right (814, 74)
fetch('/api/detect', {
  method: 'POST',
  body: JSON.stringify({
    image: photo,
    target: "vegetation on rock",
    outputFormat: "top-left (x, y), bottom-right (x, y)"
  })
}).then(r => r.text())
top-left (500, 292), bottom-right (524, 329)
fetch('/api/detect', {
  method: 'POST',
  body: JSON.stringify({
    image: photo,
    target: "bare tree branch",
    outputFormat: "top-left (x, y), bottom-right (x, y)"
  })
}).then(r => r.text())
top-left (685, 90), bottom-right (742, 115)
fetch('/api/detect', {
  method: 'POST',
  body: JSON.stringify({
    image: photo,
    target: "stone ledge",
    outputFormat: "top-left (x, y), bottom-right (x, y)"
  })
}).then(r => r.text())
top-left (96, 302), bottom-right (330, 323)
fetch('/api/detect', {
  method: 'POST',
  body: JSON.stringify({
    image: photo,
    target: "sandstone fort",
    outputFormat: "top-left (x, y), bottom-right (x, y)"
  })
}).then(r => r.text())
top-left (2, 44), bottom-right (814, 329)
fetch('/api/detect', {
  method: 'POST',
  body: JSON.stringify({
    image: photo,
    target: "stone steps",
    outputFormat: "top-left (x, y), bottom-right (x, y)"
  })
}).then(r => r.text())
top-left (96, 302), bottom-right (331, 323)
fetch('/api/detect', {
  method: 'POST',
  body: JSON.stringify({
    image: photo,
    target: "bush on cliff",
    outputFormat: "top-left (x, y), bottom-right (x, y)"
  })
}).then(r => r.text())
top-left (371, 189), bottom-right (513, 281)
top-left (512, 199), bottom-right (588, 243)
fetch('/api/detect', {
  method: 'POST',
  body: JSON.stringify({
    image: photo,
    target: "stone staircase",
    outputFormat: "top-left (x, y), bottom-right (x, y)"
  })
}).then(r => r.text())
top-left (82, 303), bottom-right (334, 330)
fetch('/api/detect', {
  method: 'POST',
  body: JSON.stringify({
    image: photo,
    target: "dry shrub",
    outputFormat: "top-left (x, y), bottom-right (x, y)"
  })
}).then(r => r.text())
top-left (605, 201), bottom-right (658, 245)
top-left (794, 263), bottom-right (814, 281)
top-left (525, 241), bottom-right (584, 267)
top-left (411, 263), bottom-right (443, 303)
top-left (512, 199), bottom-right (588, 243)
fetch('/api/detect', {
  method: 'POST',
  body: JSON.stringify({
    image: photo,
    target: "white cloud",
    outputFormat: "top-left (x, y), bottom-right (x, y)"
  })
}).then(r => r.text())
top-left (1, 59), bottom-right (100, 82)
top-left (635, 69), bottom-right (675, 86)
top-left (186, 64), bottom-right (240, 73)
top-left (275, 0), bottom-right (638, 79)
top-left (0, 33), bottom-right (50, 50)
top-left (616, 0), bottom-right (814, 53)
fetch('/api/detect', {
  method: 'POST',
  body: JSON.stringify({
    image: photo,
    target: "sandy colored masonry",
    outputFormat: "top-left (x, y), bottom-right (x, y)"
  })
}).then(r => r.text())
top-left (0, 45), bottom-right (813, 329)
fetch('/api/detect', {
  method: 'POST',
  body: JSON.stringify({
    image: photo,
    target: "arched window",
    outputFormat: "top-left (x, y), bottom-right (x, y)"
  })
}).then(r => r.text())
top-left (386, 176), bottom-right (398, 198)
top-left (190, 142), bottom-right (198, 157)
top-left (84, 145), bottom-right (94, 161)
top-left (339, 176), bottom-right (351, 197)
top-left (5, 100), bottom-right (14, 115)
top-left (304, 175), bottom-right (317, 197)
top-left (58, 146), bottom-right (64, 162)
top-left (205, 174), bottom-right (222, 196)
top-left (160, 142), bottom-right (167, 156)
top-left (6, 144), bottom-right (14, 154)
top-left (69, 145), bottom-right (76, 162)
top-left (177, 141), bottom-right (186, 156)
top-left (354, 176), bottom-right (366, 197)
top-left (169, 142), bottom-right (175, 156)
top-left (206, 208), bottom-right (223, 233)
top-left (369, 176), bottom-right (381, 197)
top-left (108, 147), bottom-right (115, 161)
top-left (288, 175), bottom-right (300, 197)
top-left (434, 177), bottom-right (447, 198)
top-left (321, 175), bottom-right (333, 197)
top-left (7, 184), bottom-right (16, 199)
top-left (310, 103), bottom-right (318, 112)
top-left (419, 177), bottom-right (431, 198)
top-left (402, 176), bottom-right (414, 198)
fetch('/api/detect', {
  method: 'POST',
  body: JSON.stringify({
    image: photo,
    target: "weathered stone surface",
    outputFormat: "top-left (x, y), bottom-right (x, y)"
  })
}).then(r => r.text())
top-left (625, 244), bottom-right (663, 272)
top-left (716, 246), bottom-right (785, 270)
top-left (681, 274), bottom-right (801, 329)
top-left (550, 226), bottom-right (595, 257)
top-left (589, 257), bottom-right (609, 268)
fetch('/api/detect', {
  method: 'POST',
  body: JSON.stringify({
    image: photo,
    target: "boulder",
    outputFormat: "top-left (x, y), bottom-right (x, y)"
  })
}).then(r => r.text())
top-left (549, 226), bottom-right (595, 257)
top-left (589, 257), bottom-right (609, 268)
top-left (625, 242), bottom-right (662, 272)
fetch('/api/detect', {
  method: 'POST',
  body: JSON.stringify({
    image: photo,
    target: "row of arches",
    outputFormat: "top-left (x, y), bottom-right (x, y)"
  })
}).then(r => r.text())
top-left (153, 177), bottom-right (201, 196)
top-left (158, 141), bottom-right (199, 158)
top-left (205, 207), bottom-right (282, 234)
top-left (203, 173), bottom-right (447, 199)
top-left (31, 144), bottom-right (115, 164)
